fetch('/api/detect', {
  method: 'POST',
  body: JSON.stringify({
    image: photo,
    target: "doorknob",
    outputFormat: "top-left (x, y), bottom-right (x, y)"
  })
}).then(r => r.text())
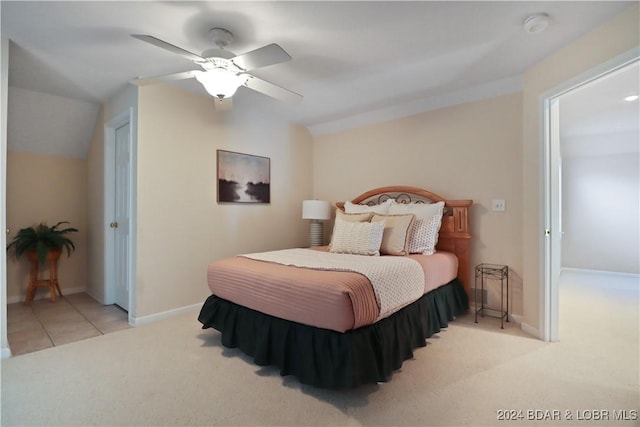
top-left (110, 222), bottom-right (118, 228)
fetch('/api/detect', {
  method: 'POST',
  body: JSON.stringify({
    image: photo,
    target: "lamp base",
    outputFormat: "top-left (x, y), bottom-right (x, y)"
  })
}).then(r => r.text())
top-left (309, 221), bottom-right (324, 247)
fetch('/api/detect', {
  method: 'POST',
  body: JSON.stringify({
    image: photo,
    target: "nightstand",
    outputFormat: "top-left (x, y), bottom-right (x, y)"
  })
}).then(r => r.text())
top-left (474, 263), bottom-right (509, 328)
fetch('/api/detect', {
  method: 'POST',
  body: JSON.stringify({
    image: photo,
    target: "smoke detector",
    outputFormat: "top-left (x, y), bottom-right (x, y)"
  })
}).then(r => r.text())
top-left (523, 13), bottom-right (550, 34)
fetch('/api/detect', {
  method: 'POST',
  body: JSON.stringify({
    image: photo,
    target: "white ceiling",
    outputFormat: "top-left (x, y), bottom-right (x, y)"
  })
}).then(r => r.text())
top-left (561, 60), bottom-right (639, 157)
top-left (561, 61), bottom-right (639, 136)
top-left (1, 1), bottom-right (636, 157)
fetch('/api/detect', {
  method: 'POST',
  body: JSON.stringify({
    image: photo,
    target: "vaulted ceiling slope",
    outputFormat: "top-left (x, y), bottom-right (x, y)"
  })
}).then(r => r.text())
top-left (7, 84), bottom-right (100, 159)
top-left (1, 1), bottom-right (634, 158)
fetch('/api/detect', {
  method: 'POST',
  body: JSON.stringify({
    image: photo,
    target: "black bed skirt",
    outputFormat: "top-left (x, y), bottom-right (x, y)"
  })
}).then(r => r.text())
top-left (198, 279), bottom-right (468, 389)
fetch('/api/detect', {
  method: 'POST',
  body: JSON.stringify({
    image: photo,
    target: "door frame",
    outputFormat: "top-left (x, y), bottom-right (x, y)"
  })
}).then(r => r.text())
top-left (540, 47), bottom-right (639, 342)
top-left (104, 108), bottom-right (136, 323)
top-left (1, 36), bottom-right (10, 358)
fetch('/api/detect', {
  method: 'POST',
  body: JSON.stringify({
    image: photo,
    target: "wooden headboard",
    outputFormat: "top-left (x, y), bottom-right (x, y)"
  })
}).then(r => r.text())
top-left (336, 185), bottom-right (473, 297)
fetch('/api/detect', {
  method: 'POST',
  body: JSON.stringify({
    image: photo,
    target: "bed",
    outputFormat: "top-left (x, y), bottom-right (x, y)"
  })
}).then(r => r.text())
top-left (198, 186), bottom-right (473, 389)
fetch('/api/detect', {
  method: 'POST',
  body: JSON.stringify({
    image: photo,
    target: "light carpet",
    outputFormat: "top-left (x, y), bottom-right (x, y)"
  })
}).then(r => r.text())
top-left (1, 270), bottom-right (638, 426)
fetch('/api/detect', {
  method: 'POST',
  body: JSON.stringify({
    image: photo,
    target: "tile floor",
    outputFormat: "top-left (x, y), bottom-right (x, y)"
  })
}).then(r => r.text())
top-left (7, 292), bottom-right (130, 356)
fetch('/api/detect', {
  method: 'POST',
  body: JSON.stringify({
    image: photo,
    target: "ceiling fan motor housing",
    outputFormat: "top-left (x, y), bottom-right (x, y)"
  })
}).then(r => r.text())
top-left (209, 27), bottom-right (234, 49)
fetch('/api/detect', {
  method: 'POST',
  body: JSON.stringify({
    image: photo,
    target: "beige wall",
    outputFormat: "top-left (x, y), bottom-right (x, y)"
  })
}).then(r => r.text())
top-left (135, 85), bottom-right (314, 317)
top-left (6, 4), bottom-right (634, 334)
top-left (6, 151), bottom-right (88, 301)
top-left (314, 93), bottom-right (524, 314)
top-left (521, 4), bottom-right (639, 334)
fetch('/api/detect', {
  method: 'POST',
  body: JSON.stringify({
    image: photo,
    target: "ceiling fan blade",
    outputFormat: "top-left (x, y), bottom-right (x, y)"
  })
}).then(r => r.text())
top-left (243, 75), bottom-right (302, 104)
top-left (132, 34), bottom-right (204, 62)
top-left (231, 43), bottom-right (292, 71)
top-left (130, 70), bottom-right (200, 86)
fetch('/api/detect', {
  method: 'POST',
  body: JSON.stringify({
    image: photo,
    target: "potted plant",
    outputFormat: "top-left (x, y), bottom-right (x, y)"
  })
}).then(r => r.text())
top-left (6, 221), bottom-right (78, 264)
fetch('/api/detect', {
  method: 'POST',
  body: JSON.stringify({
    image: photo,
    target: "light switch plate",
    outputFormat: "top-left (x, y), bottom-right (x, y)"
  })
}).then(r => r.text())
top-left (492, 199), bottom-right (506, 211)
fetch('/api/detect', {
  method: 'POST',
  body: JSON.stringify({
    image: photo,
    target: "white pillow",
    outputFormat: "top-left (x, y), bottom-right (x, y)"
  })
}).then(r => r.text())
top-left (389, 201), bottom-right (445, 255)
top-left (329, 218), bottom-right (385, 256)
top-left (344, 199), bottom-right (392, 214)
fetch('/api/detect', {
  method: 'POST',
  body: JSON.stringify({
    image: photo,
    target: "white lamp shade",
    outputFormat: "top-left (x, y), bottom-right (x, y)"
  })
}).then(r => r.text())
top-left (302, 200), bottom-right (331, 220)
top-left (195, 69), bottom-right (248, 99)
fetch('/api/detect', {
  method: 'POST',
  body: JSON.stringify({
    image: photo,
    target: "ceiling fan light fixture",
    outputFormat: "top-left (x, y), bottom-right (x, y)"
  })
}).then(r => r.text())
top-left (195, 69), bottom-right (248, 100)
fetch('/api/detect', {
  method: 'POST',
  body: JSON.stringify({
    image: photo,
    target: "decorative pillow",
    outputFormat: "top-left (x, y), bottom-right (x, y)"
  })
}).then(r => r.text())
top-left (389, 201), bottom-right (445, 255)
top-left (335, 209), bottom-right (373, 223)
top-left (370, 213), bottom-right (416, 256)
top-left (329, 218), bottom-right (385, 256)
top-left (344, 199), bottom-right (392, 214)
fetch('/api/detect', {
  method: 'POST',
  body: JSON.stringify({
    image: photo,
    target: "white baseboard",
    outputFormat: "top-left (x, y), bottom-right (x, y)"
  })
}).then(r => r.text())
top-left (509, 313), bottom-right (522, 324)
top-left (561, 268), bottom-right (639, 291)
top-left (561, 267), bottom-right (640, 279)
top-left (520, 321), bottom-right (540, 339)
top-left (85, 288), bottom-right (106, 305)
top-left (1, 346), bottom-right (12, 359)
top-left (6, 286), bottom-right (87, 304)
top-left (131, 303), bottom-right (201, 327)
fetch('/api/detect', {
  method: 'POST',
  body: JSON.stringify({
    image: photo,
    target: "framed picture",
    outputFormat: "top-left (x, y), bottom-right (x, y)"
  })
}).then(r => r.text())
top-left (217, 150), bottom-right (270, 203)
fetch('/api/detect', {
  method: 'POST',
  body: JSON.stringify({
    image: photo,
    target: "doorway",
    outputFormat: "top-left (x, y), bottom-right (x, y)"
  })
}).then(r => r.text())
top-left (543, 54), bottom-right (639, 341)
top-left (104, 109), bottom-right (135, 318)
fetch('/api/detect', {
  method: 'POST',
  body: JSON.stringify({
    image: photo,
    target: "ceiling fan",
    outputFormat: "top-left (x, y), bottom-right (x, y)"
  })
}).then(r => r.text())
top-left (130, 27), bottom-right (302, 104)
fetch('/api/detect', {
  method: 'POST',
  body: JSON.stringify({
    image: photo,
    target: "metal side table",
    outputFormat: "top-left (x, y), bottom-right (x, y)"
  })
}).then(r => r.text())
top-left (474, 263), bottom-right (509, 328)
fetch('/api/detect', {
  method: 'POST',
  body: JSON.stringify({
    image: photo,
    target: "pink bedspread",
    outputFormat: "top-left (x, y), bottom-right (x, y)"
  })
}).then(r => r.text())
top-left (206, 249), bottom-right (458, 333)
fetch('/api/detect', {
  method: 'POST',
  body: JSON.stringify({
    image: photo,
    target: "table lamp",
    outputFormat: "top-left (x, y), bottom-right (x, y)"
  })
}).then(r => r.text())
top-left (302, 200), bottom-right (332, 246)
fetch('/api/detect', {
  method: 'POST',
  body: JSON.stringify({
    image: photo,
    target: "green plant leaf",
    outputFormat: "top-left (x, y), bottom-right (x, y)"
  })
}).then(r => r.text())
top-left (5, 221), bottom-right (78, 263)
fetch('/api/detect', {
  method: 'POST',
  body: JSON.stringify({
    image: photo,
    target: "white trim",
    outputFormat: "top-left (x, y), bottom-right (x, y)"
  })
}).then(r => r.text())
top-left (85, 287), bottom-right (106, 305)
top-left (131, 303), bottom-right (201, 327)
top-left (561, 267), bottom-right (640, 279)
top-left (546, 96), bottom-right (562, 343)
top-left (1, 346), bottom-right (11, 359)
top-left (103, 120), bottom-right (116, 305)
top-left (6, 286), bottom-right (87, 304)
top-left (104, 108), bottom-right (136, 322)
top-left (1, 35), bottom-right (9, 362)
top-left (540, 95), bottom-right (553, 342)
top-left (103, 110), bottom-right (129, 305)
top-left (509, 313), bottom-right (522, 325)
top-left (561, 267), bottom-right (640, 291)
top-left (542, 47), bottom-right (640, 101)
top-left (540, 47), bottom-right (640, 344)
top-left (520, 321), bottom-right (540, 339)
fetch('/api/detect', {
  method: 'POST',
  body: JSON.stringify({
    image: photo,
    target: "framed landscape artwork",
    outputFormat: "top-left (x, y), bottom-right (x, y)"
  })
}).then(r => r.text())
top-left (217, 150), bottom-right (271, 203)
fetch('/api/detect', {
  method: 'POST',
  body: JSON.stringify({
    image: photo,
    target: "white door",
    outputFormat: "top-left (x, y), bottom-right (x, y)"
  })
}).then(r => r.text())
top-left (113, 123), bottom-right (130, 311)
top-left (548, 97), bottom-right (562, 341)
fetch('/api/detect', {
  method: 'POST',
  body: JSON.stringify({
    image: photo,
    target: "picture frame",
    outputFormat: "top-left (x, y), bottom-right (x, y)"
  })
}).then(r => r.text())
top-left (217, 149), bottom-right (271, 203)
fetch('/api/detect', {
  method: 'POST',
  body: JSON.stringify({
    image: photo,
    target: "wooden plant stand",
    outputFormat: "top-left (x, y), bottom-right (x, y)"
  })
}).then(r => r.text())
top-left (25, 249), bottom-right (63, 304)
